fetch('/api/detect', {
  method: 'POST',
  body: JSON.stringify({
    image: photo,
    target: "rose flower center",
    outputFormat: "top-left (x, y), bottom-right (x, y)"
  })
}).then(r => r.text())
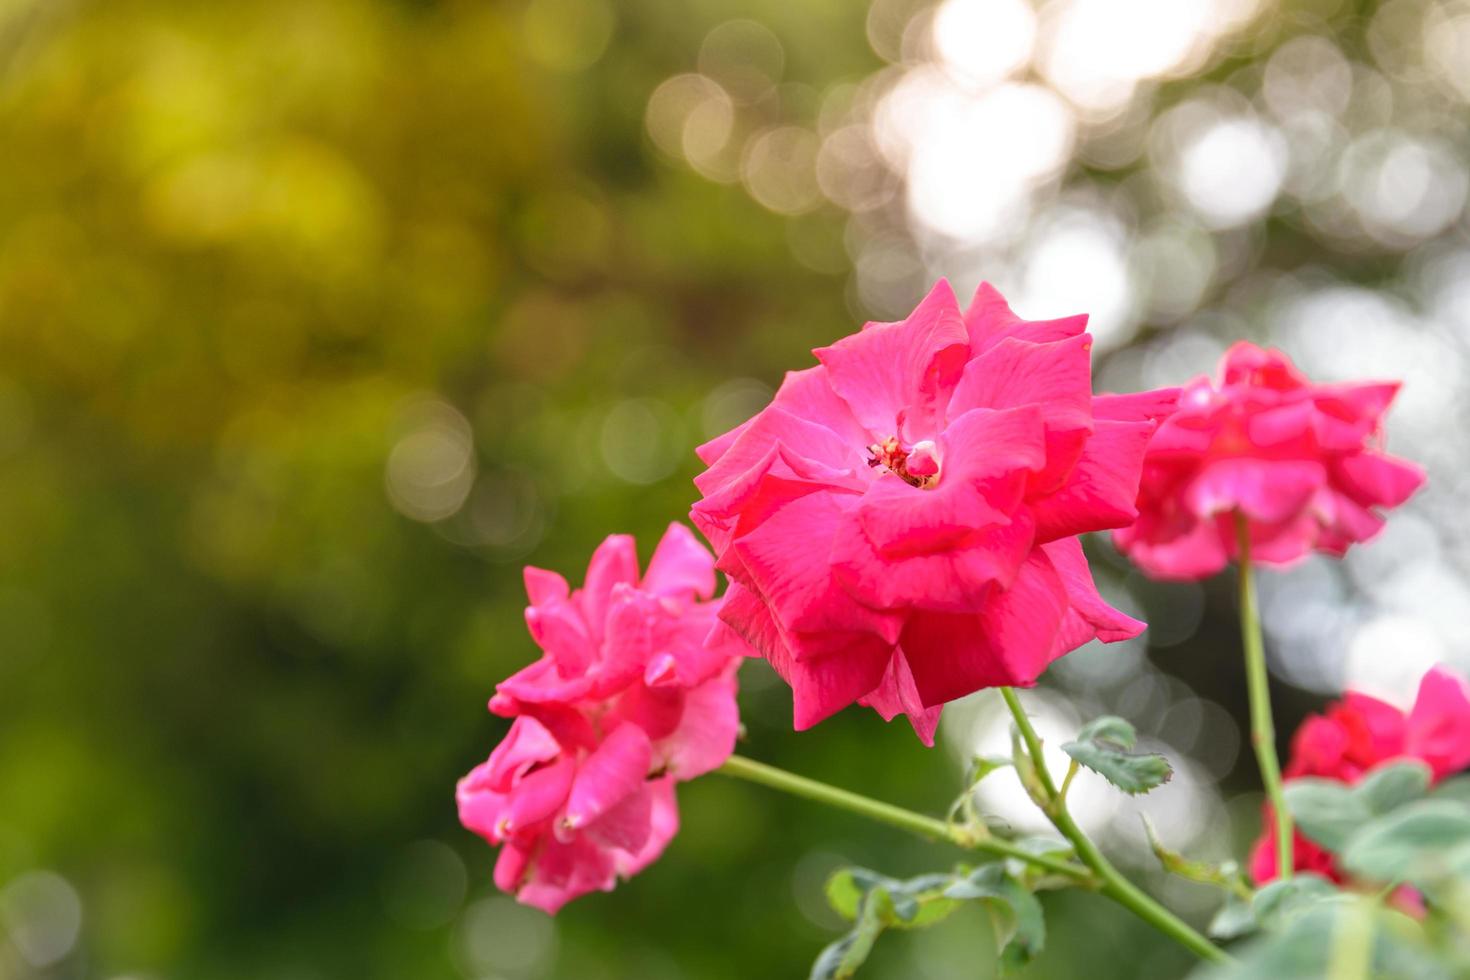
top-left (865, 436), bottom-right (939, 489)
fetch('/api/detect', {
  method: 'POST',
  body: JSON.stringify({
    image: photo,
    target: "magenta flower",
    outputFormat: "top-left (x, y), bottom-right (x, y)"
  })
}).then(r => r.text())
top-left (1250, 664), bottom-right (1470, 886)
top-left (1114, 342), bottom-right (1424, 580)
top-left (692, 280), bottom-right (1169, 743)
top-left (457, 524), bottom-right (742, 913)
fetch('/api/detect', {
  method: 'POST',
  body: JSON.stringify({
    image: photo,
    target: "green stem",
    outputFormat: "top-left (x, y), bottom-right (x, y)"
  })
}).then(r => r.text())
top-left (1236, 513), bottom-right (1293, 880)
top-left (716, 754), bottom-right (1088, 881)
top-left (999, 687), bottom-right (1231, 965)
top-left (1059, 759), bottom-right (1080, 805)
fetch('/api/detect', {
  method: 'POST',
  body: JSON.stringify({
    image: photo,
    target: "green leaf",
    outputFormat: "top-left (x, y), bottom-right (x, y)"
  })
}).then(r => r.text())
top-left (968, 754), bottom-right (1013, 785)
top-left (824, 868), bottom-right (890, 921)
top-left (1358, 760), bottom-right (1432, 813)
top-left (824, 868), bottom-right (960, 933)
top-left (1004, 836), bottom-right (1075, 891)
top-left (1197, 900), bottom-right (1342, 980)
top-left (1429, 774), bottom-right (1470, 808)
top-left (889, 872), bottom-right (958, 893)
top-left (1286, 761), bottom-right (1431, 853)
top-left (943, 863), bottom-right (1008, 900)
top-left (1342, 799), bottom-right (1470, 887)
top-left (944, 865), bottom-right (1045, 969)
top-left (1141, 815), bottom-right (1245, 892)
top-left (1207, 894), bottom-right (1258, 940)
top-left (1074, 715), bottom-right (1138, 745)
top-left (809, 936), bottom-right (857, 980)
top-left (813, 867), bottom-right (987, 978)
top-left (950, 755), bottom-right (1016, 830)
top-left (995, 881), bottom-right (1044, 969)
top-left (809, 888), bottom-right (891, 980)
top-left (1250, 873), bottom-right (1339, 929)
top-left (890, 873), bottom-right (961, 928)
top-left (1197, 897), bottom-right (1454, 980)
top-left (1010, 834), bottom-right (1072, 859)
top-left (949, 768), bottom-right (1003, 838)
top-left (1281, 781), bottom-right (1357, 852)
top-left (1061, 715), bottom-right (1172, 795)
top-left (817, 863), bottom-right (1054, 976)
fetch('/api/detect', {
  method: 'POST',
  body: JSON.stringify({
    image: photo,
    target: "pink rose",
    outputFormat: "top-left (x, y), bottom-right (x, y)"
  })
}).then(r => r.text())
top-left (1250, 665), bottom-right (1470, 886)
top-left (1114, 342), bottom-right (1424, 580)
top-left (457, 524), bottom-right (742, 913)
top-left (692, 280), bottom-right (1170, 743)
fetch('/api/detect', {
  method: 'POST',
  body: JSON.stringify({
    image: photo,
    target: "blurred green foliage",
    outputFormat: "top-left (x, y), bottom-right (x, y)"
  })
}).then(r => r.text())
top-left (0, 1), bottom-right (949, 977)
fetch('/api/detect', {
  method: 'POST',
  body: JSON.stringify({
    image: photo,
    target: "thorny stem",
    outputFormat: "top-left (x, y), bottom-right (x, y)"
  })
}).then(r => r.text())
top-left (1236, 512), bottom-right (1294, 880)
top-left (999, 687), bottom-right (1232, 965)
top-left (716, 754), bottom-right (1088, 881)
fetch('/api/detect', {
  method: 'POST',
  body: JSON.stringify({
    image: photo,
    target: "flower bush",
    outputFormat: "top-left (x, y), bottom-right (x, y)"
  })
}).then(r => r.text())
top-left (459, 281), bottom-right (1470, 980)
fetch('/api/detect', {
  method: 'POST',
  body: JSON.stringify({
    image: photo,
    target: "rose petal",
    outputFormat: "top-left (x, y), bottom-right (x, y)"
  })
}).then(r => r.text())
top-left (564, 724), bottom-right (653, 830)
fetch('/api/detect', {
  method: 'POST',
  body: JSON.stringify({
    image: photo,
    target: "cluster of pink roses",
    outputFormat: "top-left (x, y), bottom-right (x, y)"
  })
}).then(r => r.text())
top-left (458, 280), bottom-right (1441, 912)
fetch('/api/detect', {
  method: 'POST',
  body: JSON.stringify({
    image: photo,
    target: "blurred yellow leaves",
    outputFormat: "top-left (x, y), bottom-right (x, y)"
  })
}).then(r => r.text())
top-left (144, 140), bottom-right (386, 270)
top-left (522, 0), bottom-right (616, 72)
top-left (0, 0), bottom-right (543, 449)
